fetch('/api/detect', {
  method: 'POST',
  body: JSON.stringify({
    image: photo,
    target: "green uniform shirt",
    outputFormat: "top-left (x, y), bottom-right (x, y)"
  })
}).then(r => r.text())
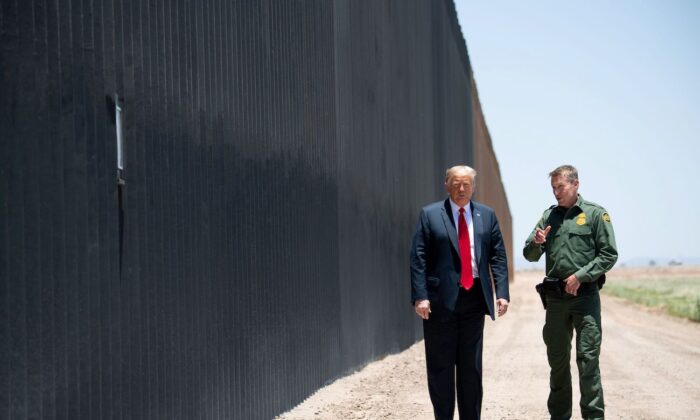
top-left (523, 194), bottom-right (618, 283)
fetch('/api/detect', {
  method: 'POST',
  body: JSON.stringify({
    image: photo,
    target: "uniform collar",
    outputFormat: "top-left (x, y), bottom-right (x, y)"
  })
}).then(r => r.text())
top-left (556, 194), bottom-right (584, 213)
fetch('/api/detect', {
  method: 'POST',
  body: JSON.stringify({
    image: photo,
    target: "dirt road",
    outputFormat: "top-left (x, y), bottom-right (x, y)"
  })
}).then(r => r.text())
top-left (278, 270), bottom-right (700, 419)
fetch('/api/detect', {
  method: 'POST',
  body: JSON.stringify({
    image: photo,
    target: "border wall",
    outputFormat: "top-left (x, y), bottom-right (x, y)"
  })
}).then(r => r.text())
top-left (471, 76), bottom-right (514, 279)
top-left (1, 1), bottom-right (511, 418)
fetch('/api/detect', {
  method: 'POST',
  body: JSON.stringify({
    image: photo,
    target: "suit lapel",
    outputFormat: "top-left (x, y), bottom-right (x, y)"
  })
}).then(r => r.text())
top-left (441, 199), bottom-right (460, 255)
top-left (471, 201), bottom-right (483, 264)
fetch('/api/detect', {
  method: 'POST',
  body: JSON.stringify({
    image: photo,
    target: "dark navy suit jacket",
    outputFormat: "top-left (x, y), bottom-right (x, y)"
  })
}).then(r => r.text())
top-left (410, 198), bottom-right (509, 320)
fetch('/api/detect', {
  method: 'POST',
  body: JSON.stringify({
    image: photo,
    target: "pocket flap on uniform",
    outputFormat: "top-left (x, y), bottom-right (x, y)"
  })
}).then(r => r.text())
top-left (427, 276), bottom-right (440, 286)
top-left (569, 226), bottom-right (592, 236)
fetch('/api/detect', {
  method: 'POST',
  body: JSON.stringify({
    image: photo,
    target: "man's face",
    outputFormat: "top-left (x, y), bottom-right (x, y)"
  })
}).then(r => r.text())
top-left (551, 175), bottom-right (579, 208)
top-left (445, 171), bottom-right (474, 207)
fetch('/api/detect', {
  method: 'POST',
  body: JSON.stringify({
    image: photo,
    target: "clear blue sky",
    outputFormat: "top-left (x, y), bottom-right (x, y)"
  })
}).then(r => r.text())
top-left (454, 0), bottom-right (700, 268)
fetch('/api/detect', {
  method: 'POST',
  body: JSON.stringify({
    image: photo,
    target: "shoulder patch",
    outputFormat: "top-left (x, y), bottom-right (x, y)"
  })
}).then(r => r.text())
top-left (602, 212), bottom-right (611, 223)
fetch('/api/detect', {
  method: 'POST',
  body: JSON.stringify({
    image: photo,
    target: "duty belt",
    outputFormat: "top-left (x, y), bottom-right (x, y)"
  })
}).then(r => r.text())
top-left (534, 275), bottom-right (606, 309)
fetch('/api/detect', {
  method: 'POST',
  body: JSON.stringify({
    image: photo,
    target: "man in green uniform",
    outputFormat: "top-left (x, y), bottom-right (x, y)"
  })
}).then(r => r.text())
top-left (523, 165), bottom-right (617, 420)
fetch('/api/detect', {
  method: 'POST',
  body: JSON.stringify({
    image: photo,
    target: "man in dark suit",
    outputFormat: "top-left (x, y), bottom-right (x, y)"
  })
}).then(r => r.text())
top-left (410, 165), bottom-right (510, 420)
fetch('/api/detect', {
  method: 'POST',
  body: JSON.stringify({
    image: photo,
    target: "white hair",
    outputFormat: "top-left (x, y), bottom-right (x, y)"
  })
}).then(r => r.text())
top-left (445, 165), bottom-right (477, 183)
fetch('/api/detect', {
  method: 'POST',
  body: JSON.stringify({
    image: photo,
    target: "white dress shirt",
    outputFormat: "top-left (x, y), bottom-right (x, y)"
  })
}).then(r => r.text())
top-left (449, 199), bottom-right (479, 279)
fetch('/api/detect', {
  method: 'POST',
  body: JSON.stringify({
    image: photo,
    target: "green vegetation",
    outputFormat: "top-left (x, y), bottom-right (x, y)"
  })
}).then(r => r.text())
top-left (603, 276), bottom-right (700, 322)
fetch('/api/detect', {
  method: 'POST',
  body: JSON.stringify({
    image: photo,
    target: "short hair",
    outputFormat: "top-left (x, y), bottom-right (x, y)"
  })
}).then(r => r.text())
top-left (445, 165), bottom-right (477, 183)
top-left (549, 165), bottom-right (578, 183)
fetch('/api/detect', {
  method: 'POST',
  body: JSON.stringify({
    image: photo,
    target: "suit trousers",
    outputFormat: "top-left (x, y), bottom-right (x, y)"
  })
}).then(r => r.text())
top-left (423, 281), bottom-right (487, 420)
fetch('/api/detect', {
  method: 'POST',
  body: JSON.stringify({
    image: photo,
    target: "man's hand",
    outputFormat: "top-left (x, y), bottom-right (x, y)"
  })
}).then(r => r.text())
top-left (496, 298), bottom-right (509, 317)
top-left (564, 274), bottom-right (580, 296)
top-left (415, 300), bottom-right (431, 320)
top-left (534, 225), bottom-right (551, 244)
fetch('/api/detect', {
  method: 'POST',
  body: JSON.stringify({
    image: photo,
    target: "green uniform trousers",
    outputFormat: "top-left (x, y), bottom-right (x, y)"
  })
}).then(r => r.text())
top-left (543, 291), bottom-right (604, 420)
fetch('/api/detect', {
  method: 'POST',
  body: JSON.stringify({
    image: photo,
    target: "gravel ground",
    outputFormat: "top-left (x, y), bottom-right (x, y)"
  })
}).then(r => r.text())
top-left (277, 269), bottom-right (700, 419)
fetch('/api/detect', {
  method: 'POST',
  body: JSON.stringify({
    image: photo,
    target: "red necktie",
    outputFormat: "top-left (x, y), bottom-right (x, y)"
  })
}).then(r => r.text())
top-left (458, 207), bottom-right (474, 290)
